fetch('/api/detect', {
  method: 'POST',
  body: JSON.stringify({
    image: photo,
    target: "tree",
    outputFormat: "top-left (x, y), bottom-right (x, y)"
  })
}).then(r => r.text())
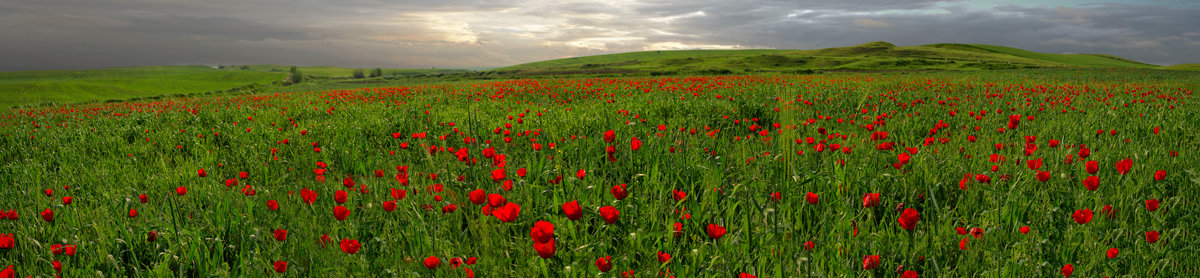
top-left (352, 69), bottom-right (365, 79)
top-left (370, 68), bottom-right (383, 78)
top-left (287, 66), bottom-right (304, 84)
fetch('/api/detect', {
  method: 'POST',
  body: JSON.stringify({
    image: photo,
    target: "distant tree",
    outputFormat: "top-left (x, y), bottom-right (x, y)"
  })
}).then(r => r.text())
top-left (352, 69), bottom-right (366, 79)
top-left (240, 65), bottom-right (250, 70)
top-left (370, 68), bottom-right (383, 77)
top-left (287, 66), bottom-right (304, 84)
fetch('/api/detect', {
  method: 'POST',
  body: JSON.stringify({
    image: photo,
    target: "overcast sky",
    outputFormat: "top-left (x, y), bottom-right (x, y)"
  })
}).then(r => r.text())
top-left (1, 0), bottom-right (1198, 71)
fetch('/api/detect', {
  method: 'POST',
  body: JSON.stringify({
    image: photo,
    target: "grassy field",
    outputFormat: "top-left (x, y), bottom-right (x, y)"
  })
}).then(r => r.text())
top-left (231, 65), bottom-right (471, 78)
top-left (0, 69), bottom-right (1196, 277)
top-left (493, 42), bottom-right (1162, 75)
top-left (1160, 63), bottom-right (1200, 71)
top-left (0, 66), bottom-right (285, 108)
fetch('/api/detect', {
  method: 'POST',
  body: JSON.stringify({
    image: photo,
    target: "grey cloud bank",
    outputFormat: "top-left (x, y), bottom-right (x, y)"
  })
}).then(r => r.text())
top-left (1, 0), bottom-right (1197, 71)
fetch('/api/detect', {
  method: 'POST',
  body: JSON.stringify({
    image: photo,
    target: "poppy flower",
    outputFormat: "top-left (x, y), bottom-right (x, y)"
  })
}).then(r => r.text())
top-left (448, 257), bottom-right (464, 268)
top-left (970, 227), bottom-right (983, 238)
top-left (53, 260), bottom-right (61, 273)
top-left (1146, 199), bottom-right (1160, 212)
top-left (40, 208), bottom-right (53, 223)
top-left (611, 184), bottom-right (628, 200)
top-left (959, 238), bottom-right (969, 250)
top-left (273, 261), bottom-right (287, 273)
top-left (424, 256), bottom-right (441, 269)
top-left (533, 239), bottom-right (556, 258)
top-left (1072, 209), bottom-right (1093, 224)
top-left (147, 231), bottom-right (159, 242)
top-left (274, 229), bottom-right (287, 241)
top-left (139, 194), bottom-right (148, 203)
top-left (1061, 264), bottom-right (1073, 277)
top-left (595, 256), bottom-right (613, 272)
top-left (1020, 226), bottom-right (1030, 234)
top-left (487, 194), bottom-right (506, 207)
top-left (630, 137), bottom-right (642, 151)
top-left (517, 168), bottom-right (527, 178)
top-left (862, 193), bottom-right (880, 208)
top-left (1106, 248), bottom-right (1118, 259)
top-left (599, 206), bottom-right (620, 224)
top-left (1114, 158), bottom-right (1132, 175)
top-left (128, 209), bottom-right (137, 218)
top-left (492, 203), bottom-right (520, 223)
top-left (391, 188), bottom-right (407, 200)
top-left (176, 186), bottom-right (187, 196)
top-left (1102, 204), bottom-right (1114, 219)
top-left (673, 222), bottom-right (683, 237)
top-left (1085, 161), bottom-right (1099, 174)
top-left (382, 201), bottom-right (397, 212)
top-left (1083, 176), bottom-right (1099, 191)
top-left (604, 130), bottom-right (615, 143)
top-left (334, 190), bottom-right (348, 204)
top-left (806, 192), bottom-right (819, 204)
top-left (576, 169), bottom-right (587, 180)
top-left (61, 196), bottom-right (72, 205)
top-left (1154, 170), bottom-right (1166, 181)
top-left (901, 270), bottom-right (919, 278)
top-left (339, 238), bottom-right (360, 254)
top-left (491, 168), bottom-right (506, 182)
top-left (862, 255), bottom-right (880, 270)
top-left (1146, 231), bottom-right (1160, 243)
top-left (740, 273), bottom-right (757, 278)
top-left (1027, 158), bottom-right (1042, 170)
top-left (530, 221), bottom-right (554, 244)
top-left (0, 234), bottom-right (14, 250)
top-left (198, 168), bottom-right (207, 177)
top-left (1036, 171), bottom-right (1050, 182)
top-left (300, 188), bottom-right (318, 205)
top-left (706, 223), bottom-right (727, 239)
top-left (562, 200), bottom-right (582, 220)
top-left (657, 251), bottom-right (671, 263)
top-left (333, 206), bottom-right (350, 221)
top-left (804, 240), bottom-right (814, 251)
top-left (672, 189), bottom-right (686, 201)
top-left (897, 208), bottom-right (919, 230)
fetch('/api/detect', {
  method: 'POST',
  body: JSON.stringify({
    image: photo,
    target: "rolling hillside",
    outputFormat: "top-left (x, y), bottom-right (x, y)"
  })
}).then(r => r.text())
top-left (231, 65), bottom-right (470, 77)
top-left (492, 41), bottom-right (1161, 75)
top-left (0, 66), bottom-right (284, 108)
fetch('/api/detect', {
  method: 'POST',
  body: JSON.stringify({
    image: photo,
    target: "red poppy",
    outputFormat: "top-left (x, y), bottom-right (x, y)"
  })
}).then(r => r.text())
top-left (657, 251), bottom-right (671, 263)
top-left (198, 168), bottom-right (207, 177)
top-left (530, 221), bottom-right (554, 244)
top-left (672, 189), bottom-right (686, 201)
top-left (604, 130), bottom-right (615, 143)
top-left (176, 186), bottom-right (187, 196)
top-left (595, 256), bottom-right (613, 272)
top-left (533, 239), bottom-right (556, 258)
top-left (300, 188), bottom-right (318, 205)
top-left (1106, 248), bottom-right (1118, 259)
top-left (391, 188), bottom-right (407, 200)
top-left (273, 261), bottom-right (287, 273)
top-left (862, 193), bottom-right (880, 208)
top-left (487, 194), bottom-right (506, 207)
top-left (0, 234), bottom-right (14, 250)
top-left (147, 231), bottom-right (159, 242)
top-left (806, 192), bottom-right (819, 204)
top-left (1146, 231), bottom-right (1159, 243)
top-left (1072, 209), bottom-right (1093, 224)
top-left (1102, 204), bottom-right (1114, 219)
top-left (1083, 176), bottom-right (1099, 191)
top-left (739, 273), bottom-right (757, 278)
top-left (382, 201), bottom-right (397, 212)
top-left (40, 208), bottom-right (53, 223)
top-left (804, 240), bottom-right (814, 251)
top-left (959, 238), bottom-right (969, 250)
top-left (1146, 199), bottom-right (1160, 211)
top-left (139, 194), bottom-right (148, 203)
top-left (673, 222), bottom-right (683, 237)
top-left (1114, 158), bottom-right (1132, 175)
top-left (1085, 160), bottom-right (1099, 174)
top-left (1061, 264), bottom-right (1073, 277)
top-left (897, 208), bottom-right (919, 230)
top-left (862, 255), bottom-right (880, 270)
top-left (424, 256), bottom-right (441, 269)
top-left (128, 209), bottom-right (137, 218)
top-left (970, 227), bottom-right (983, 238)
top-left (562, 200), bottom-right (582, 220)
top-left (706, 223), bottom-right (727, 239)
top-left (492, 203), bottom-right (521, 223)
top-left (1154, 170), bottom-right (1166, 181)
top-left (599, 206), bottom-right (619, 224)
top-left (517, 168), bottom-right (527, 178)
top-left (334, 190), bottom-right (348, 204)
top-left (631, 137), bottom-right (642, 151)
top-left (333, 205), bottom-right (350, 221)
top-left (611, 184), bottom-right (628, 200)
top-left (576, 169), bottom-right (587, 180)
top-left (491, 168), bottom-right (506, 182)
top-left (1036, 171), bottom-right (1051, 182)
top-left (274, 229), bottom-right (287, 241)
top-left (901, 270), bottom-right (919, 278)
top-left (1020, 226), bottom-right (1030, 234)
top-left (339, 238), bottom-right (360, 254)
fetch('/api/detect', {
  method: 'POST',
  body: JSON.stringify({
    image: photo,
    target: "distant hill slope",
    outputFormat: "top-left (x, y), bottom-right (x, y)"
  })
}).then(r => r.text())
top-left (232, 65), bottom-right (469, 77)
top-left (492, 41), bottom-right (1160, 75)
top-left (0, 66), bottom-right (284, 108)
top-left (1160, 63), bottom-right (1200, 71)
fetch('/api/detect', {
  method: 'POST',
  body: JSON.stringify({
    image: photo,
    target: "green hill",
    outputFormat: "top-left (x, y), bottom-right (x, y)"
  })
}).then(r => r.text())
top-left (492, 41), bottom-right (1159, 75)
top-left (0, 66), bottom-right (284, 109)
top-left (230, 65), bottom-right (469, 77)
top-left (1160, 63), bottom-right (1200, 71)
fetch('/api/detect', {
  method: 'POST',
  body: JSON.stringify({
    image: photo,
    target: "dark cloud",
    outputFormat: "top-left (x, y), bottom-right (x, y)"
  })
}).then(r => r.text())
top-left (0, 0), bottom-right (1196, 71)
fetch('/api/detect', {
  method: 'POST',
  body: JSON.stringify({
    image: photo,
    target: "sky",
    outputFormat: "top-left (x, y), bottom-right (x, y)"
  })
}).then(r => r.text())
top-left (1, 0), bottom-right (1198, 71)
